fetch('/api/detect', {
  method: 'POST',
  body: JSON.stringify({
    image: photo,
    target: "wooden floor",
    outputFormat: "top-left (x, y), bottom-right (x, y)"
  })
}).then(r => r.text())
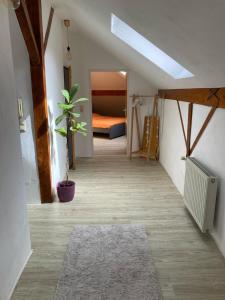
top-left (12, 156), bottom-right (225, 300)
top-left (93, 135), bottom-right (127, 156)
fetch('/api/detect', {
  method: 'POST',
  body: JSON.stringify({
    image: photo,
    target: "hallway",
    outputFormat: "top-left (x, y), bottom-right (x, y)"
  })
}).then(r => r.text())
top-left (93, 135), bottom-right (127, 156)
top-left (12, 156), bottom-right (225, 300)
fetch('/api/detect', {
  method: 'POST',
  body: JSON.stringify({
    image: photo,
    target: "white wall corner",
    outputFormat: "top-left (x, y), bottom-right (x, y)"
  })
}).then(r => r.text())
top-left (6, 250), bottom-right (33, 300)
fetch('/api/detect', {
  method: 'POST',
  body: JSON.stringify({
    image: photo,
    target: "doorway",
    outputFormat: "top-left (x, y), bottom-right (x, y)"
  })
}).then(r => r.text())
top-left (91, 71), bottom-right (128, 156)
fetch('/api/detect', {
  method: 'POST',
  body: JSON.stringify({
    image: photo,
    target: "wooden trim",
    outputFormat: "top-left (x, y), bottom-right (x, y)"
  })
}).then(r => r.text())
top-left (64, 66), bottom-right (75, 170)
top-left (186, 103), bottom-right (193, 157)
top-left (129, 106), bottom-right (135, 160)
top-left (67, 67), bottom-right (75, 169)
top-left (15, 0), bottom-right (40, 65)
top-left (158, 87), bottom-right (225, 109)
top-left (44, 6), bottom-right (54, 52)
top-left (177, 100), bottom-right (187, 147)
top-left (135, 106), bottom-right (141, 149)
top-left (67, 66), bottom-right (72, 91)
top-left (92, 90), bottom-right (127, 96)
top-left (16, 0), bottom-right (53, 203)
top-left (190, 106), bottom-right (217, 155)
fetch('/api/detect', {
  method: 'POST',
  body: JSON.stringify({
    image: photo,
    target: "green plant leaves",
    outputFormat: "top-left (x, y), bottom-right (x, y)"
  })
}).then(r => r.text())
top-left (58, 102), bottom-right (74, 111)
top-left (55, 113), bottom-right (66, 126)
top-left (68, 111), bottom-right (81, 118)
top-left (61, 90), bottom-right (70, 103)
top-left (75, 122), bottom-right (87, 131)
top-left (73, 98), bottom-right (88, 104)
top-left (55, 127), bottom-right (67, 137)
top-left (70, 127), bottom-right (77, 133)
top-left (70, 121), bottom-right (87, 133)
top-left (70, 84), bottom-right (79, 101)
top-left (55, 83), bottom-right (89, 139)
top-left (80, 122), bottom-right (87, 129)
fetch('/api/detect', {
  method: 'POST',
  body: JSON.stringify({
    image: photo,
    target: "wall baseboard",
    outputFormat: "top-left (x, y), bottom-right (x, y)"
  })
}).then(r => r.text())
top-left (7, 250), bottom-right (33, 300)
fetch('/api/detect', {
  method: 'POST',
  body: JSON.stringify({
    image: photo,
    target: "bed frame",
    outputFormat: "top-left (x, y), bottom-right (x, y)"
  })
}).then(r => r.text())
top-left (93, 123), bottom-right (126, 139)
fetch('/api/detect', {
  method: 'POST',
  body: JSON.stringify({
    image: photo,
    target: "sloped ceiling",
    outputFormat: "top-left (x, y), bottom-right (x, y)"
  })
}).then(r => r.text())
top-left (54, 0), bottom-right (225, 89)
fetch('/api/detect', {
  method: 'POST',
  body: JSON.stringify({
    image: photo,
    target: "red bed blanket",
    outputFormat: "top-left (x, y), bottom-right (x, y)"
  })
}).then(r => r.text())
top-left (92, 113), bottom-right (126, 129)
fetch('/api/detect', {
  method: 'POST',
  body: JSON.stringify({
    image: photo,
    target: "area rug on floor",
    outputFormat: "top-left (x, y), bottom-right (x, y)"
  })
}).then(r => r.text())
top-left (54, 224), bottom-right (162, 300)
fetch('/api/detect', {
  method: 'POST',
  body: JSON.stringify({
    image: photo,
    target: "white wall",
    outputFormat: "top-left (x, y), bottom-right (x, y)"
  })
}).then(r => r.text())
top-left (42, 0), bottom-right (67, 192)
top-left (0, 6), bottom-right (31, 300)
top-left (8, 12), bottom-right (41, 204)
top-left (5, 0), bottom-right (68, 203)
top-left (160, 99), bottom-right (225, 256)
top-left (70, 31), bottom-right (157, 157)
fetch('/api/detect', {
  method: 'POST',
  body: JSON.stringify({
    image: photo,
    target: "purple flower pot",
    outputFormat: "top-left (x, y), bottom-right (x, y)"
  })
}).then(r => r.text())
top-left (57, 180), bottom-right (75, 202)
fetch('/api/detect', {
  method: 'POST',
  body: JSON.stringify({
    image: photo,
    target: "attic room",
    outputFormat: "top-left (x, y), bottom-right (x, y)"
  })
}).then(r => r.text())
top-left (1, 1), bottom-right (225, 300)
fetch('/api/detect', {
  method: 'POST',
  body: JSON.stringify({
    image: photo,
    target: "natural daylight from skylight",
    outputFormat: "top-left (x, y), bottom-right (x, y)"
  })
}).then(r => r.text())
top-left (111, 14), bottom-right (194, 80)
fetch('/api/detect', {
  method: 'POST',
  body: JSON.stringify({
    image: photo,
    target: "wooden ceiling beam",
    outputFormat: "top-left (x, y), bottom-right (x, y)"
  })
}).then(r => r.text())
top-left (158, 87), bottom-right (225, 109)
top-left (16, 0), bottom-right (53, 203)
top-left (161, 88), bottom-right (220, 157)
top-left (15, 0), bottom-right (40, 65)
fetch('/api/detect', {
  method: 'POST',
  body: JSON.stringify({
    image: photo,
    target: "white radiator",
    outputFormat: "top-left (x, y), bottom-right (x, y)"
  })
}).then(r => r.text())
top-left (184, 157), bottom-right (218, 233)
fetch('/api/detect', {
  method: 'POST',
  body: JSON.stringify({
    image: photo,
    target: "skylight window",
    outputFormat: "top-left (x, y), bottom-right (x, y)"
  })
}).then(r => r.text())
top-left (111, 14), bottom-right (194, 79)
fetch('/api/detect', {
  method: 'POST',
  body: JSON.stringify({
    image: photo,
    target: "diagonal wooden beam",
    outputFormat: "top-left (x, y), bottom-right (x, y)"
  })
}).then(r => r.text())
top-left (190, 106), bottom-right (217, 155)
top-left (16, 0), bottom-right (53, 203)
top-left (158, 87), bottom-right (225, 109)
top-left (44, 6), bottom-right (54, 52)
top-left (135, 106), bottom-right (142, 149)
top-left (177, 100), bottom-right (187, 148)
top-left (186, 103), bottom-right (193, 157)
top-left (15, 0), bottom-right (40, 65)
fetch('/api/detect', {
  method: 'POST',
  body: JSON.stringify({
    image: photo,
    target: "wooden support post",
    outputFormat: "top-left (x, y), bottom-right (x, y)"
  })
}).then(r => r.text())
top-left (129, 105), bottom-right (135, 160)
top-left (177, 100), bottom-right (187, 148)
top-left (15, 0), bottom-right (40, 64)
top-left (186, 103), bottom-right (193, 157)
top-left (146, 95), bottom-right (158, 160)
top-left (129, 95), bottom-right (137, 160)
top-left (44, 6), bottom-right (54, 52)
top-left (30, 64), bottom-right (53, 202)
top-left (135, 106), bottom-right (141, 150)
top-left (16, 0), bottom-right (53, 203)
top-left (190, 106), bottom-right (217, 155)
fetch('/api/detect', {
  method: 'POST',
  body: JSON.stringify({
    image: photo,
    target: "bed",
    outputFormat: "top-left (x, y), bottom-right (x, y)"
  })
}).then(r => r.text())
top-left (92, 113), bottom-right (126, 139)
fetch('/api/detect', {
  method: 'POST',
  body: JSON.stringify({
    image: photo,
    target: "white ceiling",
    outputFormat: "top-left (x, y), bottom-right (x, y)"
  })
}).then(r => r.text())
top-left (54, 0), bottom-right (225, 89)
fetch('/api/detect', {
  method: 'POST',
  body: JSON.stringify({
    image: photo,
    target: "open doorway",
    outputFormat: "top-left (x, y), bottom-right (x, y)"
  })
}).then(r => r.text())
top-left (91, 71), bottom-right (128, 156)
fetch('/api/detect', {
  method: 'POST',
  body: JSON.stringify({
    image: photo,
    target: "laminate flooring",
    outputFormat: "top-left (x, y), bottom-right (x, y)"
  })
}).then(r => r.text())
top-left (12, 156), bottom-right (225, 300)
top-left (93, 135), bottom-right (127, 156)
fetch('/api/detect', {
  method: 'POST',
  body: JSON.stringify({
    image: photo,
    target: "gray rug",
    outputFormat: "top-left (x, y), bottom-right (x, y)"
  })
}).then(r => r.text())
top-left (55, 224), bottom-right (162, 300)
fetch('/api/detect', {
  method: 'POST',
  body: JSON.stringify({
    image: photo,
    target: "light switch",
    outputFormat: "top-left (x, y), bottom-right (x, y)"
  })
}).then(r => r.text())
top-left (18, 98), bottom-right (24, 119)
top-left (20, 120), bottom-right (26, 133)
top-left (17, 98), bottom-right (26, 133)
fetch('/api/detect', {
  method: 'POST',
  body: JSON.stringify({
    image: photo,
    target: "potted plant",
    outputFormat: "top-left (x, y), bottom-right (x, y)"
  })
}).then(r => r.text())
top-left (55, 83), bottom-right (88, 202)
